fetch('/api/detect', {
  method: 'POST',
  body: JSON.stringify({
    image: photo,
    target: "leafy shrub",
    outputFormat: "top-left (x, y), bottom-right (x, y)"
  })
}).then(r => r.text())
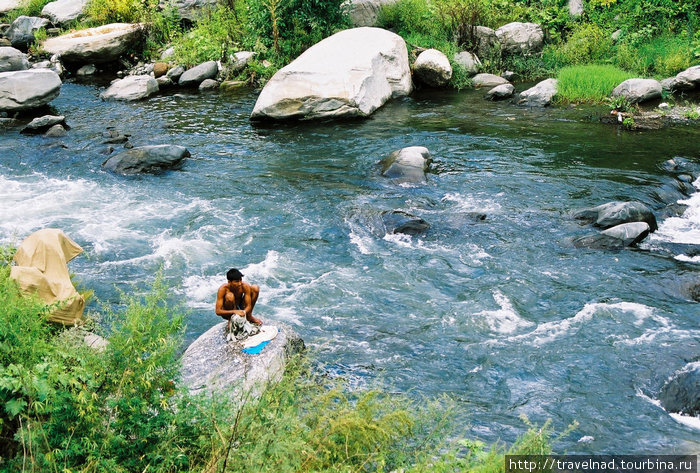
top-left (555, 64), bottom-right (633, 103)
top-left (173, 6), bottom-right (240, 66)
top-left (377, 0), bottom-right (446, 43)
top-left (548, 23), bottom-right (613, 66)
top-left (435, 0), bottom-right (486, 50)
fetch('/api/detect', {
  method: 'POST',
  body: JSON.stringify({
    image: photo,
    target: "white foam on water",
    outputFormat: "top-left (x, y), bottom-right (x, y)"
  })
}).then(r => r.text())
top-left (499, 301), bottom-right (659, 346)
top-left (477, 289), bottom-right (535, 334)
top-left (648, 177), bottom-right (700, 252)
top-left (441, 192), bottom-right (502, 213)
top-left (675, 254), bottom-right (700, 263)
top-left (182, 274), bottom-right (221, 304)
top-left (349, 230), bottom-right (373, 255)
top-left (242, 250), bottom-right (280, 280)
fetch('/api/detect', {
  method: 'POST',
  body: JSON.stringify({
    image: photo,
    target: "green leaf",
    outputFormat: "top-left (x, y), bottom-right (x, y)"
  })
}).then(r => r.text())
top-left (5, 398), bottom-right (26, 417)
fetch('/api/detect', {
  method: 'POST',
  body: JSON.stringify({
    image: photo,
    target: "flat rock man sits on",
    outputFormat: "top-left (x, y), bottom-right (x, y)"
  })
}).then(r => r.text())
top-left (215, 268), bottom-right (262, 339)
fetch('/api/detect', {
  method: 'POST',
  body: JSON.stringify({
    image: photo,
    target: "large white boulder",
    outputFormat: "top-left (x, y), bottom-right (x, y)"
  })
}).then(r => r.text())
top-left (0, 0), bottom-right (22, 14)
top-left (0, 46), bottom-right (29, 72)
top-left (42, 23), bottom-right (143, 64)
top-left (413, 48), bottom-right (452, 87)
top-left (0, 69), bottom-right (61, 111)
top-left (495, 22), bottom-right (544, 55)
top-left (100, 74), bottom-right (158, 101)
top-left (180, 322), bottom-right (305, 396)
top-left (343, 0), bottom-right (397, 27)
top-left (518, 78), bottom-right (557, 106)
top-left (611, 78), bottom-right (662, 104)
top-left (41, 0), bottom-right (88, 25)
top-left (251, 27), bottom-right (412, 120)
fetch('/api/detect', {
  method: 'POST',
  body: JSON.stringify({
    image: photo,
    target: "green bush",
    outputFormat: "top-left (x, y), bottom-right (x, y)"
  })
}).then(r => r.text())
top-left (173, 6), bottom-right (240, 66)
top-left (613, 35), bottom-right (694, 77)
top-left (548, 23), bottom-right (613, 66)
top-left (555, 64), bottom-right (633, 103)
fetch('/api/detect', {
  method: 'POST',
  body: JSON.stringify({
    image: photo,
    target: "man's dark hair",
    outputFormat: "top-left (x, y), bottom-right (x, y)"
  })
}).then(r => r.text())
top-left (227, 268), bottom-right (244, 281)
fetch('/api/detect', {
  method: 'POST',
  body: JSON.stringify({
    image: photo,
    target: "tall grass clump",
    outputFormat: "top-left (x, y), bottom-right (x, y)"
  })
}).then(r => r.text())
top-left (556, 64), bottom-right (633, 103)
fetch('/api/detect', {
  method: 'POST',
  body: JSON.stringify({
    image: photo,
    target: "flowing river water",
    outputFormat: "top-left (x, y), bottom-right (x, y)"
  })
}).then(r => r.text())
top-left (1, 81), bottom-right (700, 454)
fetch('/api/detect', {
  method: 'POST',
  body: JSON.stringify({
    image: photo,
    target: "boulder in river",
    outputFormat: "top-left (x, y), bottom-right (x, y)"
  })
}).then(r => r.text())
top-left (517, 78), bottom-right (557, 107)
top-left (102, 144), bottom-right (190, 174)
top-left (178, 60), bottom-right (218, 87)
top-left (611, 78), bottom-right (662, 104)
top-left (574, 201), bottom-right (658, 232)
top-left (0, 69), bottom-right (61, 112)
top-left (661, 156), bottom-right (700, 179)
top-left (381, 210), bottom-right (429, 236)
top-left (20, 114), bottom-right (67, 134)
top-left (495, 22), bottom-right (544, 55)
top-left (485, 83), bottom-right (514, 100)
top-left (413, 48), bottom-right (452, 87)
top-left (573, 222), bottom-right (650, 249)
top-left (100, 75), bottom-right (158, 101)
top-left (250, 27), bottom-right (412, 121)
top-left (0, 46), bottom-right (29, 72)
top-left (41, 0), bottom-right (89, 25)
top-left (380, 146), bottom-right (432, 183)
top-left (472, 73), bottom-right (508, 88)
top-left (180, 321), bottom-right (305, 396)
top-left (42, 23), bottom-right (143, 64)
top-left (6, 16), bottom-right (49, 50)
top-left (659, 362), bottom-right (700, 417)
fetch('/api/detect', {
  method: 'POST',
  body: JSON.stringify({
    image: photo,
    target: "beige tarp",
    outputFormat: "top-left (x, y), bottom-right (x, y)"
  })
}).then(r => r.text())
top-left (10, 228), bottom-right (85, 325)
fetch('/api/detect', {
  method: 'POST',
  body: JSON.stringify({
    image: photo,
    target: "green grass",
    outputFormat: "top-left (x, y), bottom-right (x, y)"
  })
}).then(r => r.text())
top-left (556, 64), bottom-right (634, 104)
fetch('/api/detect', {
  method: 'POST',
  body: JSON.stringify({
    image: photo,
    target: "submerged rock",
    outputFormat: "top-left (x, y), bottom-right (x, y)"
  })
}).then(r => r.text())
top-left (575, 201), bottom-right (657, 232)
top-left (102, 144), bottom-right (190, 174)
top-left (659, 362), bottom-right (700, 416)
top-left (0, 69), bottom-right (61, 111)
top-left (485, 83), bottom-right (514, 100)
top-left (380, 146), bottom-right (432, 183)
top-left (573, 222), bottom-right (650, 249)
top-left (251, 27), bottom-right (412, 120)
top-left (381, 210), bottom-right (429, 236)
top-left (180, 321), bottom-right (304, 396)
top-left (518, 78), bottom-right (557, 107)
top-left (413, 49), bottom-right (452, 87)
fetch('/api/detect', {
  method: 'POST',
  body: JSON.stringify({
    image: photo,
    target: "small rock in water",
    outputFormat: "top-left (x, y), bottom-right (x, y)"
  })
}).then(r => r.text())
top-left (199, 78), bottom-right (219, 90)
top-left (101, 134), bottom-right (129, 144)
top-left (44, 124), bottom-right (66, 137)
top-left (123, 142), bottom-right (133, 149)
top-left (99, 146), bottom-right (114, 155)
top-left (578, 436), bottom-right (594, 444)
top-left (76, 64), bottom-right (96, 76)
top-left (20, 114), bottom-right (66, 134)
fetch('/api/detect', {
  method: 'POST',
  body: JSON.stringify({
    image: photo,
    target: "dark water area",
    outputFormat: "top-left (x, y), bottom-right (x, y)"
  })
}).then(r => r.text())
top-left (1, 82), bottom-right (700, 454)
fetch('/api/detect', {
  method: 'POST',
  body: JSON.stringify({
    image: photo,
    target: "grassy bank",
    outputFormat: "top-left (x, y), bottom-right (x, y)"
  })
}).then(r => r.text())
top-left (0, 251), bottom-right (557, 472)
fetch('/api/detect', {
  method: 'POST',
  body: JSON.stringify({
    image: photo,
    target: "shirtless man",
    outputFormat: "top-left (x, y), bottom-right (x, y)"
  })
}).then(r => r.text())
top-left (215, 268), bottom-right (262, 326)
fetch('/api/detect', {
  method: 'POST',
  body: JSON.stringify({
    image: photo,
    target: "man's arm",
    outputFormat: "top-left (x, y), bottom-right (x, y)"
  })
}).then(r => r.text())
top-left (215, 286), bottom-right (245, 318)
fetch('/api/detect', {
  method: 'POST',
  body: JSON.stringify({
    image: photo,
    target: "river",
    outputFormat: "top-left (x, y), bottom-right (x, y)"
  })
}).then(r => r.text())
top-left (1, 81), bottom-right (699, 454)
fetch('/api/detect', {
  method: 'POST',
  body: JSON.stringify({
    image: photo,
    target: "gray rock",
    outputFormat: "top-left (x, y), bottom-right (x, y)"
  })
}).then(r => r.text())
top-left (474, 26), bottom-right (499, 59)
top-left (44, 123), bottom-right (66, 136)
top-left (472, 73), bottom-right (508, 88)
top-left (568, 0), bottom-right (583, 16)
top-left (42, 23), bottom-right (143, 64)
top-left (573, 222), bottom-right (650, 249)
top-left (660, 77), bottom-right (676, 91)
top-left (156, 75), bottom-right (173, 87)
top-left (0, 46), bottom-right (28, 72)
top-left (495, 22), bottom-right (544, 55)
top-left (251, 27), bottom-right (412, 121)
top-left (574, 201), bottom-right (658, 232)
top-left (160, 46), bottom-right (175, 60)
top-left (102, 144), bottom-right (190, 174)
top-left (41, 0), bottom-right (88, 25)
top-left (501, 70), bottom-right (516, 81)
top-left (413, 48), bottom-right (452, 87)
top-left (343, 0), bottom-right (397, 27)
top-left (180, 321), bottom-right (305, 396)
top-left (76, 63), bottom-right (96, 76)
top-left (7, 16), bottom-right (49, 49)
top-left (611, 78), bottom-right (662, 104)
top-left (661, 157), bottom-right (700, 178)
top-left (485, 83), bottom-right (514, 100)
top-left (178, 60), bottom-right (218, 87)
top-left (160, 0), bottom-right (217, 21)
top-left (611, 29), bottom-right (622, 42)
top-left (381, 146), bottom-right (432, 183)
top-left (452, 51), bottom-right (480, 76)
top-left (381, 210), bottom-right (429, 235)
top-left (166, 64), bottom-right (184, 81)
top-left (0, 0), bottom-right (23, 13)
top-left (659, 362), bottom-right (700, 416)
top-left (672, 65), bottom-right (700, 91)
top-left (20, 114), bottom-right (66, 133)
top-left (32, 60), bottom-right (51, 69)
top-left (518, 78), bottom-right (557, 107)
top-left (198, 78), bottom-right (218, 90)
top-left (227, 50), bottom-right (255, 74)
top-left (100, 75), bottom-right (158, 101)
top-left (0, 69), bottom-right (61, 111)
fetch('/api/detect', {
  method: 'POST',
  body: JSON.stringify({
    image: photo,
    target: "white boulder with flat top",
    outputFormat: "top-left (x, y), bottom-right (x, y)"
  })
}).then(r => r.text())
top-left (41, 0), bottom-right (89, 25)
top-left (251, 27), bottom-right (412, 120)
top-left (100, 74), bottom-right (158, 101)
top-left (0, 69), bottom-right (61, 111)
top-left (42, 23), bottom-right (143, 64)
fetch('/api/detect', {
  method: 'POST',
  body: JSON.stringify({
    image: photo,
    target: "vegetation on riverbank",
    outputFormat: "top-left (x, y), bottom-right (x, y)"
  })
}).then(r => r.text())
top-left (0, 250), bottom-right (556, 472)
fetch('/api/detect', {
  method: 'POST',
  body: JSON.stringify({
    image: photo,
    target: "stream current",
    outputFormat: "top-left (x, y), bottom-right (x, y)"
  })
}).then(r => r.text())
top-left (1, 82), bottom-right (700, 453)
